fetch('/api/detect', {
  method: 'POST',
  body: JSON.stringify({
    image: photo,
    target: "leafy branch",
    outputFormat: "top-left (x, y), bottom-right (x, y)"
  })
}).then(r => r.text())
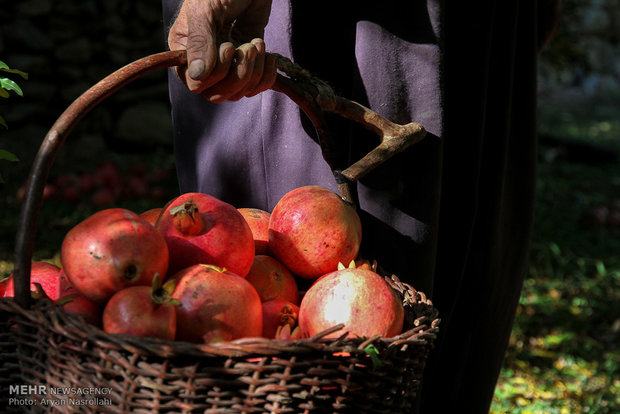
top-left (0, 59), bottom-right (28, 183)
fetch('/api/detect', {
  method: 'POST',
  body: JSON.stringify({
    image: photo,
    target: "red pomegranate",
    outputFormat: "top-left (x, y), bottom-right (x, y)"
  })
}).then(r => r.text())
top-left (354, 258), bottom-right (378, 272)
top-left (77, 172), bottom-right (95, 194)
top-left (245, 255), bottom-right (299, 304)
top-left (170, 264), bottom-right (262, 343)
top-left (2, 261), bottom-right (67, 300)
top-left (140, 207), bottom-right (163, 226)
top-left (102, 275), bottom-right (177, 340)
top-left (90, 187), bottom-right (116, 207)
top-left (44, 269), bottom-right (103, 327)
top-left (60, 208), bottom-right (169, 303)
top-left (93, 161), bottom-right (122, 194)
top-left (59, 290), bottom-right (102, 328)
top-left (298, 266), bottom-right (404, 339)
top-left (269, 186), bottom-right (362, 279)
top-left (238, 208), bottom-right (271, 255)
top-left (156, 193), bottom-right (255, 276)
top-left (262, 299), bottom-right (300, 340)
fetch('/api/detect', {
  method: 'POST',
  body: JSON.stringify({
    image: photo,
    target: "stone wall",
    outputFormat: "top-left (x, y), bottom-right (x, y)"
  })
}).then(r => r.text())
top-left (0, 0), bottom-right (173, 183)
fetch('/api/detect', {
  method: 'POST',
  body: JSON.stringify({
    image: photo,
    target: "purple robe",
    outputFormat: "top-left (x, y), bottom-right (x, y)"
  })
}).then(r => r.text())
top-left (162, 1), bottom-right (538, 412)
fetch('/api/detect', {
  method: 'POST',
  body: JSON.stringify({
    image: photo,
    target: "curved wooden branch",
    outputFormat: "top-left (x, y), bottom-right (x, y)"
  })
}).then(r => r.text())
top-left (13, 51), bottom-right (187, 308)
top-left (332, 98), bottom-right (426, 181)
top-left (272, 54), bottom-right (427, 182)
top-left (13, 50), bottom-right (426, 308)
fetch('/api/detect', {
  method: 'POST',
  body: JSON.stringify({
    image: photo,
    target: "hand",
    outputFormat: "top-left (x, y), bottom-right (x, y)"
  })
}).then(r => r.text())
top-left (168, 0), bottom-right (277, 102)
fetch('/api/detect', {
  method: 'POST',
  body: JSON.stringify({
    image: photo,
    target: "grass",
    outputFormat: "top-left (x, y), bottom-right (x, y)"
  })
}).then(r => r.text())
top-left (538, 92), bottom-right (620, 152)
top-left (491, 98), bottom-right (620, 413)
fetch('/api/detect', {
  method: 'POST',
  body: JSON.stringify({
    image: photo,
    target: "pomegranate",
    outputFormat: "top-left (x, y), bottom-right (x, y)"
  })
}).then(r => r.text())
top-left (60, 186), bottom-right (80, 202)
top-left (59, 291), bottom-right (102, 328)
top-left (245, 255), bottom-right (299, 304)
top-left (269, 185), bottom-right (362, 279)
top-left (17, 181), bottom-right (56, 202)
top-left (77, 172), bottom-right (95, 194)
top-left (2, 261), bottom-right (67, 300)
top-left (156, 193), bottom-right (255, 276)
top-left (93, 161), bottom-right (122, 192)
top-left (102, 275), bottom-right (177, 340)
top-left (60, 208), bottom-right (169, 303)
top-left (298, 264), bottom-right (404, 339)
top-left (170, 264), bottom-right (262, 343)
top-left (262, 299), bottom-right (301, 340)
top-left (54, 173), bottom-right (77, 189)
top-left (238, 208), bottom-right (271, 255)
top-left (140, 207), bottom-right (163, 226)
top-left (150, 187), bottom-right (167, 201)
top-left (91, 187), bottom-right (116, 206)
top-left (124, 175), bottom-right (149, 199)
top-left (608, 210), bottom-right (620, 228)
top-left (355, 258), bottom-right (378, 272)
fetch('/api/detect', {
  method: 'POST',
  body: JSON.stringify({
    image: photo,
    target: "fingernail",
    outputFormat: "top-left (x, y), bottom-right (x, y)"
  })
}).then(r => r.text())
top-left (223, 47), bottom-right (235, 63)
top-left (251, 38), bottom-right (265, 54)
top-left (188, 59), bottom-right (205, 80)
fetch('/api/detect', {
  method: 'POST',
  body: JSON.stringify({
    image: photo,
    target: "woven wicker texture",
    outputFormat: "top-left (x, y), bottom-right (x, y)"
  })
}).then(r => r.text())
top-left (0, 276), bottom-right (438, 413)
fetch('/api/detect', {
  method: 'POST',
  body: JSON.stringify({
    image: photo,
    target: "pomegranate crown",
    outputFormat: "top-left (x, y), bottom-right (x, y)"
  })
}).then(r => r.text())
top-left (170, 200), bottom-right (204, 236)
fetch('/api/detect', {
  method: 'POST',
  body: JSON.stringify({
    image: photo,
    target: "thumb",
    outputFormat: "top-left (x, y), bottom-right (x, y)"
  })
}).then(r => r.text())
top-left (184, 3), bottom-right (218, 86)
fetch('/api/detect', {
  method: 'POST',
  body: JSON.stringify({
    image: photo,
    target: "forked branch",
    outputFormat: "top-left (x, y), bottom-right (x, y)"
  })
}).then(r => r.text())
top-left (13, 50), bottom-right (426, 308)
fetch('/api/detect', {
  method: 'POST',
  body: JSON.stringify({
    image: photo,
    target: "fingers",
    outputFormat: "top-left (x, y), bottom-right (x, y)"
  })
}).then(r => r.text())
top-left (202, 42), bottom-right (237, 89)
top-left (202, 39), bottom-right (278, 103)
top-left (167, 0), bottom-right (275, 98)
top-left (228, 39), bottom-right (266, 101)
top-left (173, 42), bottom-right (234, 94)
top-left (202, 43), bottom-right (257, 103)
top-left (245, 52), bottom-right (278, 98)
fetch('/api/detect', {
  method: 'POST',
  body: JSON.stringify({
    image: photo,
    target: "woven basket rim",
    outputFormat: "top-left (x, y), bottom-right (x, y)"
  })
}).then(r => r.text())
top-left (0, 274), bottom-right (440, 360)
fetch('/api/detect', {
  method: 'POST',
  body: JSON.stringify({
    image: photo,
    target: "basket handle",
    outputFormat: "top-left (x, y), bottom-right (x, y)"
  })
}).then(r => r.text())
top-left (269, 53), bottom-right (426, 202)
top-left (12, 50), bottom-right (426, 308)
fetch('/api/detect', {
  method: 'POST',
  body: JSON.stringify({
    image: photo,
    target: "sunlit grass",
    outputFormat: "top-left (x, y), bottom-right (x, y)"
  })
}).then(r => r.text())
top-left (538, 92), bottom-right (620, 151)
top-left (491, 102), bottom-right (620, 412)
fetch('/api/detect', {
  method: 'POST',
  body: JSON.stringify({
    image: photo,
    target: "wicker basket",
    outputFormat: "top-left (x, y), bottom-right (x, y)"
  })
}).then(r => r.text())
top-left (2, 51), bottom-right (439, 413)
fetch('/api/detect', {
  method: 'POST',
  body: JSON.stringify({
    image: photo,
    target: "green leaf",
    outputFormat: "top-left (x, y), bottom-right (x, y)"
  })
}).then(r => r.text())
top-left (0, 149), bottom-right (19, 162)
top-left (549, 242), bottom-right (561, 258)
top-left (0, 61), bottom-right (28, 80)
top-left (2, 69), bottom-right (29, 80)
top-left (0, 88), bottom-right (8, 98)
top-left (0, 78), bottom-right (24, 96)
top-left (0, 116), bottom-right (7, 129)
top-left (364, 344), bottom-right (382, 370)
